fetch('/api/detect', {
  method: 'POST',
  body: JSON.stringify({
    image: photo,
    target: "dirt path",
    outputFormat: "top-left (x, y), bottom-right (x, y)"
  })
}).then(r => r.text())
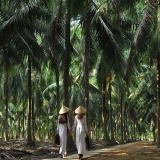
top-left (1, 140), bottom-right (160, 159)
top-left (84, 141), bottom-right (160, 160)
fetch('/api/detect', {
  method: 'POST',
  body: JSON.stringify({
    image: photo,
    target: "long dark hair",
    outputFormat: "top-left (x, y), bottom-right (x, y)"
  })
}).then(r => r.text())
top-left (59, 113), bottom-right (68, 123)
top-left (64, 113), bottom-right (68, 122)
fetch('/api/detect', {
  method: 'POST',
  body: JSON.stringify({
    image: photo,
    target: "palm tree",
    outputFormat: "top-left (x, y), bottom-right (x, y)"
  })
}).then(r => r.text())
top-left (0, 0), bottom-right (49, 145)
top-left (91, 4), bottom-right (127, 144)
top-left (63, 0), bottom-right (71, 107)
top-left (3, 47), bottom-right (9, 141)
top-left (126, 0), bottom-right (159, 145)
top-left (44, 0), bottom-right (65, 114)
top-left (80, 2), bottom-right (96, 129)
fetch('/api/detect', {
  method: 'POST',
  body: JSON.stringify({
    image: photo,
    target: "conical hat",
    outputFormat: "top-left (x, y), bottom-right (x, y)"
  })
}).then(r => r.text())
top-left (59, 106), bottom-right (70, 114)
top-left (75, 106), bottom-right (86, 114)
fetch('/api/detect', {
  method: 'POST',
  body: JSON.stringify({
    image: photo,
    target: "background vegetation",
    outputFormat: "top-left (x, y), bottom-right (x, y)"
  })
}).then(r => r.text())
top-left (0, 0), bottom-right (160, 147)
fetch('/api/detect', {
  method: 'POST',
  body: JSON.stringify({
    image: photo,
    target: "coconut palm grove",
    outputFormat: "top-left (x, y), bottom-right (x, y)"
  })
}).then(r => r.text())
top-left (0, 0), bottom-right (160, 150)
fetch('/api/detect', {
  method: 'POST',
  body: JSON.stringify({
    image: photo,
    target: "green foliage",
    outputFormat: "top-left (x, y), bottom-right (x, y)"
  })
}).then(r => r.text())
top-left (0, 0), bottom-right (158, 142)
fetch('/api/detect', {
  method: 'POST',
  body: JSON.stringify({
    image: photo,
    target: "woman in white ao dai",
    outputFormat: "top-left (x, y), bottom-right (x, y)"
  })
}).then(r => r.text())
top-left (57, 106), bottom-right (71, 158)
top-left (72, 106), bottom-right (88, 160)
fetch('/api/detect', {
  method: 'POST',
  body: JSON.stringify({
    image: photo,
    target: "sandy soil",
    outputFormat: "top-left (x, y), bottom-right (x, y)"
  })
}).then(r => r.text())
top-left (84, 141), bottom-right (160, 160)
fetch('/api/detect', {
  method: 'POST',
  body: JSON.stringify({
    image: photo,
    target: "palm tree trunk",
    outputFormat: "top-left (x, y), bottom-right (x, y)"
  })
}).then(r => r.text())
top-left (4, 67), bottom-right (9, 141)
top-left (32, 98), bottom-right (35, 143)
top-left (26, 58), bottom-right (35, 146)
top-left (124, 101), bottom-right (127, 142)
top-left (131, 122), bottom-right (133, 141)
top-left (155, 2), bottom-right (160, 146)
top-left (108, 76), bottom-right (115, 143)
top-left (64, 0), bottom-right (75, 151)
top-left (63, 0), bottom-right (71, 107)
top-left (133, 117), bottom-right (136, 140)
top-left (120, 93), bottom-right (124, 143)
top-left (56, 71), bottom-right (60, 113)
top-left (3, 47), bottom-right (9, 141)
top-left (52, 59), bottom-right (60, 116)
top-left (18, 114), bottom-right (21, 137)
top-left (82, 17), bottom-right (90, 128)
top-left (153, 115), bottom-right (156, 143)
top-left (156, 49), bottom-right (160, 146)
top-left (22, 103), bottom-right (25, 138)
top-left (102, 79), bottom-right (111, 144)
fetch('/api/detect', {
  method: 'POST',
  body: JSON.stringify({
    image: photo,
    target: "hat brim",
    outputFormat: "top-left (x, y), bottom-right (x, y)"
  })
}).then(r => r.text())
top-left (59, 106), bottom-right (70, 114)
top-left (75, 106), bottom-right (86, 114)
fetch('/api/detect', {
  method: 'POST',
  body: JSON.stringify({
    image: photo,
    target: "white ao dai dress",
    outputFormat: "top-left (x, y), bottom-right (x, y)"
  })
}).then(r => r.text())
top-left (72, 115), bottom-right (88, 155)
top-left (57, 115), bottom-right (71, 155)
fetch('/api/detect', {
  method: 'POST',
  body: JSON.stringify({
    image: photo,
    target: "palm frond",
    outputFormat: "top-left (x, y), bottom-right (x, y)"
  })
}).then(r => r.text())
top-left (126, 0), bottom-right (158, 84)
top-left (70, 0), bottom-right (89, 19)
top-left (43, 81), bottom-right (63, 95)
top-left (12, 33), bottom-right (43, 70)
top-left (106, 0), bottom-right (142, 10)
top-left (96, 16), bottom-right (126, 75)
top-left (44, 0), bottom-right (65, 56)
top-left (133, 0), bottom-right (158, 51)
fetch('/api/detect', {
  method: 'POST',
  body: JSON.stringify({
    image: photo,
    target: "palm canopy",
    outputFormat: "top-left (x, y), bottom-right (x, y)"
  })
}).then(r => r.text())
top-left (126, 0), bottom-right (158, 84)
top-left (0, 0), bottom-right (51, 69)
top-left (0, 0), bottom-right (158, 144)
top-left (89, 3), bottom-right (128, 88)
